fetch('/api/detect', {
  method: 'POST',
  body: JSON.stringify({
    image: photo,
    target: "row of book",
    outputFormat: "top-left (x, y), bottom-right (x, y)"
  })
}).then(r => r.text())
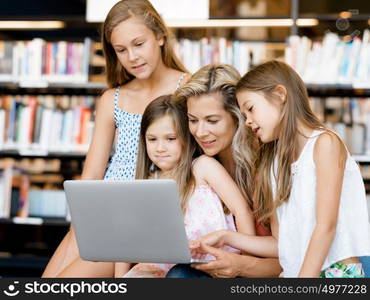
top-left (0, 38), bottom-right (92, 84)
top-left (0, 164), bottom-right (68, 219)
top-left (1, 33), bottom-right (369, 87)
top-left (174, 38), bottom-right (270, 75)
top-left (286, 30), bottom-right (370, 87)
top-left (309, 97), bottom-right (370, 155)
top-left (0, 95), bottom-right (96, 153)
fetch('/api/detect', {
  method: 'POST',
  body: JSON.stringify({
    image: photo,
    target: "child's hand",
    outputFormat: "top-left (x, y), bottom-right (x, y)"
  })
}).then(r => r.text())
top-left (189, 230), bottom-right (227, 258)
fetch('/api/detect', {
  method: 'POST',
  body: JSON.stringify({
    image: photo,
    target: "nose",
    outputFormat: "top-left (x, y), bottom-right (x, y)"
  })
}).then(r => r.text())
top-left (156, 140), bottom-right (166, 152)
top-left (244, 115), bottom-right (253, 128)
top-left (195, 122), bottom-right (209, 138)
top-left (127, 48), bottom-right (138, 62)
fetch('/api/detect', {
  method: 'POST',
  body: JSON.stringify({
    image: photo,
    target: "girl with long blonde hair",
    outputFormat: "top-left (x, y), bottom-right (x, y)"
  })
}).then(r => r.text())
top-left (43, 0), bottom-right (189, 277)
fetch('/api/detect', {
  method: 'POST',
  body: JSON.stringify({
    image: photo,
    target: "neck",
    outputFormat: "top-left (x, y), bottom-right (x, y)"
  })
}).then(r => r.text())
top-left (217, 147), bottom-right (236, 179)
top-left (295, 122), bottom-right (316, 159)
top-left (134, 59), bottom-right (172, 92)
top-left (158, 169), bottom-right (174, 179)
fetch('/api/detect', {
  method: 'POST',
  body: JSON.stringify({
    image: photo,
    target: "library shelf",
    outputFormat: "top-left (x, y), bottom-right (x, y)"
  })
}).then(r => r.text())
top-left (0, 81), bottom-right (106, 96)
top-left (0, 150), bottom-right (87, 159)
top-left (1, 81), bottom-right (370, 97)
top-left (306, 84), bottom-right (370, 98)
top-left (0, 217), bottom-right (69, 226)
top-left (353, 155), bottom-right (370, 164)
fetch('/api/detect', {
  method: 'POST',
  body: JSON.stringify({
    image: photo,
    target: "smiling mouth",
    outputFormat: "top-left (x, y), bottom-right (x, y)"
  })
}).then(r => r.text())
top-left (200, 140), bottom-right (216, 146)
top-left (132, 63), bottom-right (146, 69)
top-left (252, 127), bottom-right (260, 135)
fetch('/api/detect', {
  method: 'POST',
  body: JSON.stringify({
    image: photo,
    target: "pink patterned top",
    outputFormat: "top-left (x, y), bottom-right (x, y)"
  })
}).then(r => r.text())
top-left (122, 184), bottom-right (239, 278)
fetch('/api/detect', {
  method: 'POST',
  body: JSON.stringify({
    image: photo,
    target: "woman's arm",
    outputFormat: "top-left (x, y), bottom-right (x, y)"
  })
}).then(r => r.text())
top-left (298, 132), bottom-right (346, 277)
top-left (193, 155), bottom-right (255, 235)
top-left (42, 89), bottom-right (118, 277)
top-left (192, 243), bottom-right (281, 278)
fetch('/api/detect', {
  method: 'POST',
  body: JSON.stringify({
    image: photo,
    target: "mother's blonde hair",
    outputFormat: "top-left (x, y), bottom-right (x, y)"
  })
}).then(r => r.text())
top-left (102, 0), bottom-right (187, 88)
top-left (175, 64), bottom-right (257, 210)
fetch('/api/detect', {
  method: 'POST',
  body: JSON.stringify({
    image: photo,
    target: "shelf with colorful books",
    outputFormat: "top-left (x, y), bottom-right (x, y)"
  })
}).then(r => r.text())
top-left (0, 38), bottom-right (93, 85)
top-left (285, 30), bottom-right (370, 89)
top-left (0, 162), bottom-right (71, 220)
top-left (0, 94), bottom-right (96, 156)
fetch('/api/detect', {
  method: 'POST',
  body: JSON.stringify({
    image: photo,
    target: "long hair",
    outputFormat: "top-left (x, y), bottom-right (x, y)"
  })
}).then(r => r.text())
top-left (135, 95), bottom-right (197, 211)
top-left (236, 60), bottom-right (327, 225)
top-left (175, 64), bottom-right (257, 211)
top-left (102, 0), bottom-right (187, 88)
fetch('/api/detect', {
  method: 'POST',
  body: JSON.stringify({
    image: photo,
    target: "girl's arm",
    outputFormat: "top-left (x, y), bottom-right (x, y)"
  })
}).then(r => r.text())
top-left (192, 229), bottom-right (278, 258)
top-left (298, 132), bottom-right (346, 277)
top-left (193, 155), bottom-right (255, 235)
top-left (42, 89), bottom-right (118, 277)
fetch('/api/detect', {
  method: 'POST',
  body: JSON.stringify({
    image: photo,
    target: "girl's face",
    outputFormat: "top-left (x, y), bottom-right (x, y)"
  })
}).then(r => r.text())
top-left (110, 16), bottom-right (164, 79)
top-left (187, 94), bottom-right (236, 157)
top-left (237, 90), bottom-right (283, 143)
top-left (145, 115), bottom-right (183, 172)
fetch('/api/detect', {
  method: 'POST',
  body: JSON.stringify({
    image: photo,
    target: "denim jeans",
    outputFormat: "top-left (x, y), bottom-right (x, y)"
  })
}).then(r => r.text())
top-left (359, 256), bottom-right (370, 278)
top-left (166, 264), bottom-right (211, 278)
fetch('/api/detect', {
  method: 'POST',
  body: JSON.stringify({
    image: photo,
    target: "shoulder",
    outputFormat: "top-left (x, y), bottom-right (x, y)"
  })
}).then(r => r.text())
top-left (95, 88), bottom-right (116, 116)
top-left (192, 155), bottom-right (224, 175)
top-left (100, 87), bottom-right (117, 101)
top-left (171, 69), bottom-right (191, 88)
top-left (314, 131), bottom-right (347, 165)
top-left (314, 131), bottom-right (346, 152)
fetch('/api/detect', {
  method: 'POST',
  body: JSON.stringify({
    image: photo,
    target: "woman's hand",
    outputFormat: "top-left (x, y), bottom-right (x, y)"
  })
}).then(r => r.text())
top-left (191, 243), bottom-right (241, 278)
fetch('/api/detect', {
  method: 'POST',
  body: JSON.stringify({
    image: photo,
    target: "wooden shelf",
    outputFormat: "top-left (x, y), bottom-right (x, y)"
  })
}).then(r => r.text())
top-left (0, 150), bottom-right (87, 159)
top-left (0, 217), bottom-right (69, 226)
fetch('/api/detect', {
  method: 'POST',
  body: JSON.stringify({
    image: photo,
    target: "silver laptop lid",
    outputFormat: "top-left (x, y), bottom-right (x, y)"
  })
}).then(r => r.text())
top-left (63, 179), bottom-right (193, 263)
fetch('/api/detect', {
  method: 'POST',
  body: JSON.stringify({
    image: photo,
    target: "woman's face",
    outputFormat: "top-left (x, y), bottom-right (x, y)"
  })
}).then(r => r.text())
top-left (187, 93), bottom-right (237, 157)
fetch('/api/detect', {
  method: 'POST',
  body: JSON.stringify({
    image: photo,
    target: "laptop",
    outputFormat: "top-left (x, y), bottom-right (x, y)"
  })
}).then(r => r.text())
top-left (63, 179), bottom-right (210, 264)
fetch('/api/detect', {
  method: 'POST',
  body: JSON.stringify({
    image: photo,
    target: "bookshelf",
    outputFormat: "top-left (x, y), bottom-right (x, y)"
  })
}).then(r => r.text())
top-left (0, 0), bottom-right (369, 276)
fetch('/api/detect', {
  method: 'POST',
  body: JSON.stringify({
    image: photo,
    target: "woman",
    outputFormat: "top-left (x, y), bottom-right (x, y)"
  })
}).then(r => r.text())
top-left (168, 64), bottom-right (282, 278)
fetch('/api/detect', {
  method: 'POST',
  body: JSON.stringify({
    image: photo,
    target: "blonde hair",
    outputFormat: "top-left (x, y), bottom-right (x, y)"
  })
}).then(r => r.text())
top-left (236, 60), bottom-right (328, 225)
top-left (175, 64), bottom-right (257, 210)
top-left (102, 0), bottom-right (187, 88)
top-left (135, 95), bottom-right (198, 211)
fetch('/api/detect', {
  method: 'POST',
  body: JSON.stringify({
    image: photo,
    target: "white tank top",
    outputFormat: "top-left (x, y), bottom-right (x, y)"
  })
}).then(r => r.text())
top-left (273, 129), bottom-right (370, 277)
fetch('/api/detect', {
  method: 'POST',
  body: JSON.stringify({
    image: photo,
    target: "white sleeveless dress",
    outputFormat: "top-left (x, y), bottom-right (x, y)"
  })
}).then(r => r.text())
top-left (273, 130), bottom-right (370, 277)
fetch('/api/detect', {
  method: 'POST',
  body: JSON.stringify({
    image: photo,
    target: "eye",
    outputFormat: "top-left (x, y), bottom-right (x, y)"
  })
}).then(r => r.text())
top-left (248, 106), bottom-right (253, 112)
top-left (208, 120), bottom-right (218, 124)
top-left (167, 137), bottom-right (177, 141)
top-left (116, 48), bottom-right (126, 53)
top-left (147, 137), bottom-right (156, 142)
top-left (135, 42), bottom-right (144, 47)
top-left (189, 119), bottom-right (198, 124)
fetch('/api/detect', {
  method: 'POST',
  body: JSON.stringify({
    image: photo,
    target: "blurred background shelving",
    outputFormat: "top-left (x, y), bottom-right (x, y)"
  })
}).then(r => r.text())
top-left (0, 0), bottom-right (369, 276)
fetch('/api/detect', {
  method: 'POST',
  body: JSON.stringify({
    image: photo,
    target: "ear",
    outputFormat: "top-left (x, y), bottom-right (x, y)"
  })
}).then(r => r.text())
top-left (273, 85), bottom-right (287, 104)
top-left (157, 34), bottom-right (164, 47)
